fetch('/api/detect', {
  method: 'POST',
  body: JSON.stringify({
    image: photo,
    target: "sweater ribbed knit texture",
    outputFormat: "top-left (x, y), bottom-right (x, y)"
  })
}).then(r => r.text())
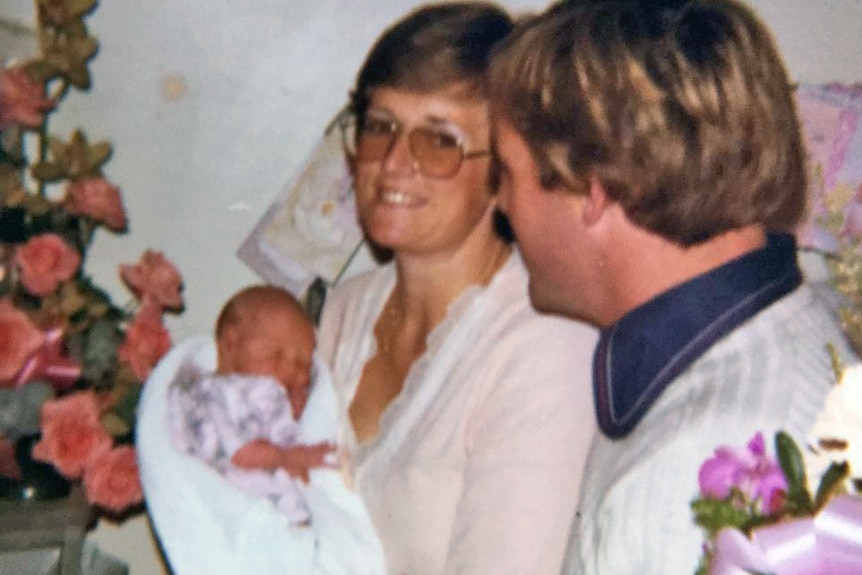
top-left (563, 284), bottom-right (855, 574)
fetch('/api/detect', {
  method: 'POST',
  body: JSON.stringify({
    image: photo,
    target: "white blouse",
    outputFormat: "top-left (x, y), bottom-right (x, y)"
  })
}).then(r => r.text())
top-left (318, 251), bottom-right (598, 575)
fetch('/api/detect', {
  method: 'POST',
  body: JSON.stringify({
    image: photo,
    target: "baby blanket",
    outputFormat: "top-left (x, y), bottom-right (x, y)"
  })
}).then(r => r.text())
top-left (137, 336), bottom-right (386, 575)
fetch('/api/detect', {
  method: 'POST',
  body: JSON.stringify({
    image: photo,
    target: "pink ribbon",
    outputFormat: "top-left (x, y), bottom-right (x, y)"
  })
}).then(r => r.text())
top-left (13, 327), bottom-right (81, 390)
top-left (711, 495), bottom-right (862, 575)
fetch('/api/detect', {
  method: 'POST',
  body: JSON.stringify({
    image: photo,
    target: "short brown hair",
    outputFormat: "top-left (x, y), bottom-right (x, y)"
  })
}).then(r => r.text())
top-left (350, 2), bottom-right (513, 120)
top-left (489, 0), bottom-right (806, 246)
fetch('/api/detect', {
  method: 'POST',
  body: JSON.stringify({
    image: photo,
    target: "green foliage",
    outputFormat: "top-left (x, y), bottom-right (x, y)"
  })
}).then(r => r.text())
top-left (111, 380), bottom-right (141, 434)
top-left (34, 0), bottom-right (101, 89)
top-left (31, 130), bottom-right (113, 183)
top-left (691, 497), bottom-right (753, 538)
top-left (74, 316), bottom-right (123, 384)
top-left (814, 461), bottom-right (850, 510)
top-left (776, 431), bottom-right (813, 515)
top-left (0, 382), bottom-right (52, 439)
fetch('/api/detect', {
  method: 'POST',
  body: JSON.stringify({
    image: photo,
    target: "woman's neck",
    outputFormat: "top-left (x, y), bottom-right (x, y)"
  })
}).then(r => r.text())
top-left (390, 234), bottom-right (511, 329)
top-left (350, 230), bottom-right (510, 444)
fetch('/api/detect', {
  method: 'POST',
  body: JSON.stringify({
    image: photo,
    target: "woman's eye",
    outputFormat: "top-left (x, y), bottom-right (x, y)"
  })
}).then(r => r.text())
top-left (427, 130), bottom-right (460, 150)
top-left (364, 118), bottom-right (396, 135)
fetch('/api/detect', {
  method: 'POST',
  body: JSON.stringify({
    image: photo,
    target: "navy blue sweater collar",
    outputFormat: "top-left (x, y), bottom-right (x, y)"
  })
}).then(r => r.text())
top-left (593, 233), bottom-right (802, 439)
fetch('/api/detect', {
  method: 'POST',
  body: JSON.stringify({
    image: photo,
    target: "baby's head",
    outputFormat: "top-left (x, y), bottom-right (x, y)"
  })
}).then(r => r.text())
top-left (215, 285), bottom-right (315, 419)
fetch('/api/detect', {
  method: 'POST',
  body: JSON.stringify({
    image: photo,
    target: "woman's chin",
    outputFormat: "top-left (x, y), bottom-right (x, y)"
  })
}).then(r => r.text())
top-left (364, 223), bottom-right (417, 252)
top-left (367, 234), bottom-right (404, 253)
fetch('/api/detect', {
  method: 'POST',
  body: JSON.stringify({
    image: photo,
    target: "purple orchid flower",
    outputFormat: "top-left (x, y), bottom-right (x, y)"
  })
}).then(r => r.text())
top-left (698, 432), bottom-right (788, 514)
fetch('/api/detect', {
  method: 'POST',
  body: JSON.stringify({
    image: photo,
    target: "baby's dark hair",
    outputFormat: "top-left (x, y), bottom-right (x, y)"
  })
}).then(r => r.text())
top-left (215, 285), bottom-right (307, 338)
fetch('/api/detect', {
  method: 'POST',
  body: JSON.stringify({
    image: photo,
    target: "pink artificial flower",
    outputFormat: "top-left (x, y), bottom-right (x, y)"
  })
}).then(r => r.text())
top-left (15, 233), bottom-right (81, 296)
top-left (64, 177), bottom-right (128, 232)
top-left (699, 432), bottom-right (788, 515)
top-left (83, 445), bottom-right (143, 513)
top-left (117, 300), bottom-right (172, 381)
top-left (0, 299), bottom-right (45, 382)
top-left (32, 391), bottom-right (113, 480)
top-left (12, 327), bottom-right (82, 390)
top-left (119, 250), bottom-right (184, 311)
top-left (0, 67), bottom-right (54, 129)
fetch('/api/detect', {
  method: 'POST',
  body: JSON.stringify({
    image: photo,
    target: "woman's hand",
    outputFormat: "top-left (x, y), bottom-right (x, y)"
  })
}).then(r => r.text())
top-left (231, 439), bottom-right (336, 483)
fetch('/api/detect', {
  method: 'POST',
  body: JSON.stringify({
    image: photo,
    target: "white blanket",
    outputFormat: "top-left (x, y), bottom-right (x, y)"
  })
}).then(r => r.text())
top-left (137, 336), bottom-right (386, 575)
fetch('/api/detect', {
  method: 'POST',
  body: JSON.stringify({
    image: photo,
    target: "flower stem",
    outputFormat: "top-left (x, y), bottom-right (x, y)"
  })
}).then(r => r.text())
top-left (36, 80), bottom-right (70, 198)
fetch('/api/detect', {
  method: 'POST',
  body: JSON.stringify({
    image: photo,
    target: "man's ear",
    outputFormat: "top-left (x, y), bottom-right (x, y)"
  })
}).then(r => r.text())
top-left (582, 176), bottom-right (610, 226)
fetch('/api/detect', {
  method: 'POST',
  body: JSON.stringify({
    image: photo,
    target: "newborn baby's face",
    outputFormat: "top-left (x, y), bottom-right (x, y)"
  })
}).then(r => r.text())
top-left (224, 314), bottom-right (315, 420)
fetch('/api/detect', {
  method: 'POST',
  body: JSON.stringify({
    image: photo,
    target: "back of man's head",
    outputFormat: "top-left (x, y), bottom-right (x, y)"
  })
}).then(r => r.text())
top-left (490, 0), bottom-right (806, 246)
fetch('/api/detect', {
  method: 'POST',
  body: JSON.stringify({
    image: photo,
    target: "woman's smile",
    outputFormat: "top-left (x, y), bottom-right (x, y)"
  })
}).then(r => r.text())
top-left (353, 86), bottom-right (495, 254)
top-left (378, 189), bottom-right (426, 208)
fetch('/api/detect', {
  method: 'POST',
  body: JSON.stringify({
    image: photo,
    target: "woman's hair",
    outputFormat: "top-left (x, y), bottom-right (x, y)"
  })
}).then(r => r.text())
top-left (489, 0), bottom-right (807, 247)
top-left (350, 2), bottom-right (513, 119)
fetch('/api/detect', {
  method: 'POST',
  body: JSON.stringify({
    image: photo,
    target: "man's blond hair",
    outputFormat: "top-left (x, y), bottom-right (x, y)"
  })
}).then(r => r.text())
top-left (490, 0), bottom-right (806, 246)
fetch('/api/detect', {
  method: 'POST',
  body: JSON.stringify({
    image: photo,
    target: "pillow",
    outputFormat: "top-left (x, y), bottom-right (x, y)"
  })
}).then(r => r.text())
top-left (795, 82), bottom-right (862, 253)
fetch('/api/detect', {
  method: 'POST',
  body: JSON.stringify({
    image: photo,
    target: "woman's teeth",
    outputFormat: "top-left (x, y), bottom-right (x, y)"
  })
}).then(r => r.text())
top-left (381, 191), bottom-right (414, 205)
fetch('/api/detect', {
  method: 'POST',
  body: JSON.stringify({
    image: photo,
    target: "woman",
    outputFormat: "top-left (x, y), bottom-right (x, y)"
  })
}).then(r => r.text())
top-left (317, 4), bottom-right (597, 574)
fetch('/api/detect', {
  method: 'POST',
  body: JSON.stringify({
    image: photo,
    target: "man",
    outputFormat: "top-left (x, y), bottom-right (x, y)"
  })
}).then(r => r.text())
top-left (489, 1), bottom-right (854, 573)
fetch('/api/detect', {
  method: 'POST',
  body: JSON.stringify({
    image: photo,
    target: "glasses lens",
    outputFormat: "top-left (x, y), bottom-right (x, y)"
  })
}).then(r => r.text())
top-left (356, 118), bottom-right (396, 162)
top-left (410, 128), bottom-right (463, 178)
top-left (340, 116), bottom-right (394, 161)
top-left (342, 117), bottom-right (468, 179)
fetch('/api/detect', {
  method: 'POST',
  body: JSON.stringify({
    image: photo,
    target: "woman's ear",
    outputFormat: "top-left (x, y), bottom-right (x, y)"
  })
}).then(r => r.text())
top-left (346, 155), bottom-right (359, 179)
top-left (582, 176), bottom-right (610, 226)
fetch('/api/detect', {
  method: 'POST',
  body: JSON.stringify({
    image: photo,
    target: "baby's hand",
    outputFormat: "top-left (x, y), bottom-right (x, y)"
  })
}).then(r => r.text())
top-left (231, 440), bottom-right (336, 483)
top-left (231, 439), bottom-right (284, 470)
top-left (278, 443), bottom-right (337, 483)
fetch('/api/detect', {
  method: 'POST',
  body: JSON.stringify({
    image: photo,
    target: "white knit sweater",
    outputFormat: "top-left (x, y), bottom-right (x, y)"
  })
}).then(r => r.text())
top-left (562, 283), bottom-right (855, 575)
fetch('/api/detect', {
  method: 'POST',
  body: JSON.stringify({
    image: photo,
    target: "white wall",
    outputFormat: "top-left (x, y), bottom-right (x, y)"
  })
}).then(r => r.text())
top-left (1, 1), bottom-right (861, 573)
top-left (2, 0), bottom-right (861, 343)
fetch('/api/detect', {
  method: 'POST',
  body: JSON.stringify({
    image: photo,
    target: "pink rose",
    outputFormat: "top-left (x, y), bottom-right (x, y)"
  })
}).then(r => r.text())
top-left (0, 67), bottom-right (54, 129)
top-left (32, 391), bottom-right (113, 479)
top-left (83, 445), bottom-right (143, 513)
top-left (119, 251), bottom-right (184, 310)
top-left (64, 177), bottom-right (128, 232)
top-left (0, 299), bottom-right (45, 382)
top-left (117, 300), bottom-right (172, 380)
top-left (15, 233), bottom-right (81, 296)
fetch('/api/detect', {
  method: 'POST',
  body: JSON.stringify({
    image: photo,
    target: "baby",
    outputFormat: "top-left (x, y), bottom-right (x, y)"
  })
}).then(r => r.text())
top-left (167, 285), bottom-right (333, 523)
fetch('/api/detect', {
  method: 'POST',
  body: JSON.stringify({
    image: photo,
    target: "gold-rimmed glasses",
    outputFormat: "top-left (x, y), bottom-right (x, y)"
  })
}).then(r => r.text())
top-left (339, 114), bottom-right (490, 179)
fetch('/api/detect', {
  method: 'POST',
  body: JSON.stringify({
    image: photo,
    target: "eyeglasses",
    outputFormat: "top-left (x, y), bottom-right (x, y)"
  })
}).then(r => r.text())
top-left (339, 114), bottom-right (490, 179)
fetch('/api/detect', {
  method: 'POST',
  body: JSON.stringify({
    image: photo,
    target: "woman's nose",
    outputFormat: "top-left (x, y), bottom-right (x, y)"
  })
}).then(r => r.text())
top-left (381, 130), bottom-right (418, 176)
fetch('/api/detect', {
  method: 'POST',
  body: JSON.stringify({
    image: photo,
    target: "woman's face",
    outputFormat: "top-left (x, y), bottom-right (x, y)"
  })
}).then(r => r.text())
top-left (352, 85), bottom-right (496, 257)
